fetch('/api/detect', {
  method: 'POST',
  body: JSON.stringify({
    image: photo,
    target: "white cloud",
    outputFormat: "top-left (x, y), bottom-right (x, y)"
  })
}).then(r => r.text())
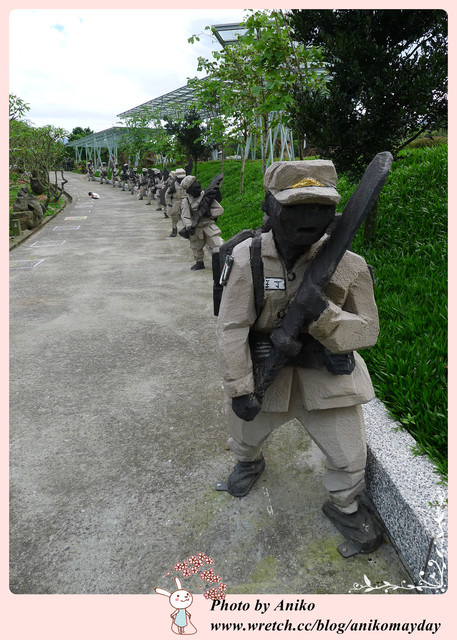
top-left (9, 9), bottom-right (247, 133)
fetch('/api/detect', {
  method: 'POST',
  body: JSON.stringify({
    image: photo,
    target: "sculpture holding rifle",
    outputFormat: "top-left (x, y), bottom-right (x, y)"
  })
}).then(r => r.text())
top-left (179, 174), bottom-right (224, 271)
top-left (215, 153), bottom-right (393, 557)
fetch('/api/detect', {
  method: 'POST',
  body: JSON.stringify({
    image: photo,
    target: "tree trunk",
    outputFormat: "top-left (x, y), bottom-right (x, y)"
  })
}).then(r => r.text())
top-left (30, 169), bottom-right (47, 195)
top-left (261, 115), bottom-right (269, 175)
top-left (240, 148), bottom-right (246, 194)
top-left (51, 170), bottom-right (69, 202)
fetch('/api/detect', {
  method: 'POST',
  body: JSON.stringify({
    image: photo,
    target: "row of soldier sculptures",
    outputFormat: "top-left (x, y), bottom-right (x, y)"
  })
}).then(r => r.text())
top-left (86, 160), bottom-right (224, 271)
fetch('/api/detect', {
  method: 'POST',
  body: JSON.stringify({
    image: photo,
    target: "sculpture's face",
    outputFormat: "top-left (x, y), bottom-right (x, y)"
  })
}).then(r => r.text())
top-left (187, 180), bottom-right (202, 198)
top-left (265, 193), bottom-right (335, 248)
top-left (278, 202), bottom-right (336, 247)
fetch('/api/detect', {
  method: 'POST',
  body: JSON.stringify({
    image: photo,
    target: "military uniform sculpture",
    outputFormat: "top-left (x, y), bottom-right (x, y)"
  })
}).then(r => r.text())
top-left (216, 158), bottom-right (390, 556)
top-left (128, 168), bottom-right (138, 195)
top-left (87, 161), bottom-right (95, 182)
top-left (138, 168), bottom-right (149, 200)
top-left (145, 168), bottom-right (160, 205)
top-left (99, 162), bottom-right (109, 185)
top-left (157, 170), bottom-right (170, 218)
top-left (111, 162), bottom-right (120, 188)
top-left (180, 175), bottom-right (224, 270)
top-left (121, 163), bottom-right (129, 191)
top-left (166, 168), bottom-right (187, 237)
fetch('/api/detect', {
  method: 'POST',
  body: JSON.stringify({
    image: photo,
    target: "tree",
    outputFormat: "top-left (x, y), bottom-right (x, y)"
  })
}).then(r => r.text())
top-left (9, 94), bottom-right (30, 121)
top-left (288, 9), bottom-right (447, 243)
top-left (239, 9), bottom-right (326, 172)
top-left (9, 94), bottom-right (69, 207)
top-left (10, 120), bottom-right (68, 197)
top-left (190, 9), bottom-right (326, 188)
top-left (186, 75), bottom-right (234, 179)
top-left (142, 110), bottom-right (180, 168)
top-left (118, 107), bottom-right (156, 167)
top-left (164, 108), bottom-right (210, 175)
top-left (289, 10), bottom-right (447, 177)
top-left (67, 126), bottom-right (94, 142)
top-left (190, 45), bottom-right (259, 192)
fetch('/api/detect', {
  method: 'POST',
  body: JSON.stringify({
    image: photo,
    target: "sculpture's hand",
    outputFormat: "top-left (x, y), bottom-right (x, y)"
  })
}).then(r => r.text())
top-left (232, 394), bottom-right (262, 422)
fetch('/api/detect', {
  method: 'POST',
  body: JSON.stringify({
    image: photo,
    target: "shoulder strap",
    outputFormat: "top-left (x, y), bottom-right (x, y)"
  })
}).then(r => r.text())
top-left (249, 234), bottom-right (264, 318)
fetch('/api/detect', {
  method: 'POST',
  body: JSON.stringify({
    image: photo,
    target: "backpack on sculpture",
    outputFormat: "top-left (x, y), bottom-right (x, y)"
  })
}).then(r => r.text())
top-left (212, 229), bottom-right (264, 317)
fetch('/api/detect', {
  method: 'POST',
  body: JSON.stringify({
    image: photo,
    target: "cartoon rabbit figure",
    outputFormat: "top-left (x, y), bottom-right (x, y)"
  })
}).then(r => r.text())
top-left (154, 577), bottom-right (197, 635)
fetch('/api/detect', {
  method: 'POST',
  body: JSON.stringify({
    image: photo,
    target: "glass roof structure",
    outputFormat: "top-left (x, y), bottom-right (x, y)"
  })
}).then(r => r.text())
top-left (116, 82), bottom-right (207, 122)
top-left (66, 126), bottom-right (129, 149)
top-left (65, 127), bottom-right (133, 167)
top-left (211, 22), bottom-right (247, 46)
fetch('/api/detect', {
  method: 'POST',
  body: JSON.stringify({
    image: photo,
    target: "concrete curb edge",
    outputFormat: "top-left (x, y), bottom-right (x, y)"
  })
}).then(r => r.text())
top-left (363, 398), bottom-right (447, 593)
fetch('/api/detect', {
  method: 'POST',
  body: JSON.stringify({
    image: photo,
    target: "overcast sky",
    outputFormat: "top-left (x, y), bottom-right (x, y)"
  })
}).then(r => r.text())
top-left (9, 9), bottom-right (247, 135)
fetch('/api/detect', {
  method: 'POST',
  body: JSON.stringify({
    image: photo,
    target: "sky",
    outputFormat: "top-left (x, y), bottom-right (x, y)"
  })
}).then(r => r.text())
top-left (9, 8), bottom-right (248, 135)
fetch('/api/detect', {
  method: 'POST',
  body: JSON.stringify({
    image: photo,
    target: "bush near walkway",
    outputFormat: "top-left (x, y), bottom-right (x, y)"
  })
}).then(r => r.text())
top-left (193, 143), bottom-right (448, 479)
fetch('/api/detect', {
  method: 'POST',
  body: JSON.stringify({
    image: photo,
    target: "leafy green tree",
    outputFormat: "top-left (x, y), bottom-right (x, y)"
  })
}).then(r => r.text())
top-left (9, 94), bottom-right (69, 207)
top-left (186, 75), bottom-right (237, 179)
top-left (164, 108), bottom-right (210, 175)
top-left (190, 47), bottom-right (258, 191)
top-left (240, 9), bottom-right (326, 171)
top-left (10, 120), bottom-right (68, 207)
top-left (142, 110), bottom-right (180, 168)
top-left (190, 9), bottom-right (326, 185)
top-left (118, 107), bottom-right (156, 167)
top-left (288, 9), bottom-right (447, 243)
top-left (67, 126), bottom-right (94, 142)
top-left (9, 94), bottom-right (30, 121)
top-left (289, 10), bottom-right (447, 176)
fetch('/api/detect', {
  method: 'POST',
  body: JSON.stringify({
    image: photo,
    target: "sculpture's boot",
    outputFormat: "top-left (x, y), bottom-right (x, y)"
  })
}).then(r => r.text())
top-left (190, 261), bottom-right (205, 271)
top-left (322, 494), bottom-right (385, 557)
top-left (225, 457), bottom-right (266, 497)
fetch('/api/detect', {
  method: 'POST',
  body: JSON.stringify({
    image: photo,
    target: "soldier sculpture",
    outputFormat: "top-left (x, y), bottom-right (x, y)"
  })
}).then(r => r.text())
top-left (180, 175), bottom-right (224, 270)
top-left (215, 156), bottom-right (392, 557)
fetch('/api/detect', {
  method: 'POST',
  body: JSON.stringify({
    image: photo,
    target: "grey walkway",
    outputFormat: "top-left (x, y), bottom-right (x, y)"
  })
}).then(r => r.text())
top-left (10, 172), bottom-right (412, 594)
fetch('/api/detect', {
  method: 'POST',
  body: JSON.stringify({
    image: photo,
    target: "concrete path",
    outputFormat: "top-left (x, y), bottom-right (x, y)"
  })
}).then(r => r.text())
top-left (9, 172), bottom-right (412, 594)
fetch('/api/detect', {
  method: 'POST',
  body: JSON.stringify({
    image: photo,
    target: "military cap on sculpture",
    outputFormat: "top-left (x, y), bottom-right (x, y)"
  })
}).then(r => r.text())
top-left (181, 175), bottom-right (197, 192)
top-left (264, 160), bottom-right (341, 206)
